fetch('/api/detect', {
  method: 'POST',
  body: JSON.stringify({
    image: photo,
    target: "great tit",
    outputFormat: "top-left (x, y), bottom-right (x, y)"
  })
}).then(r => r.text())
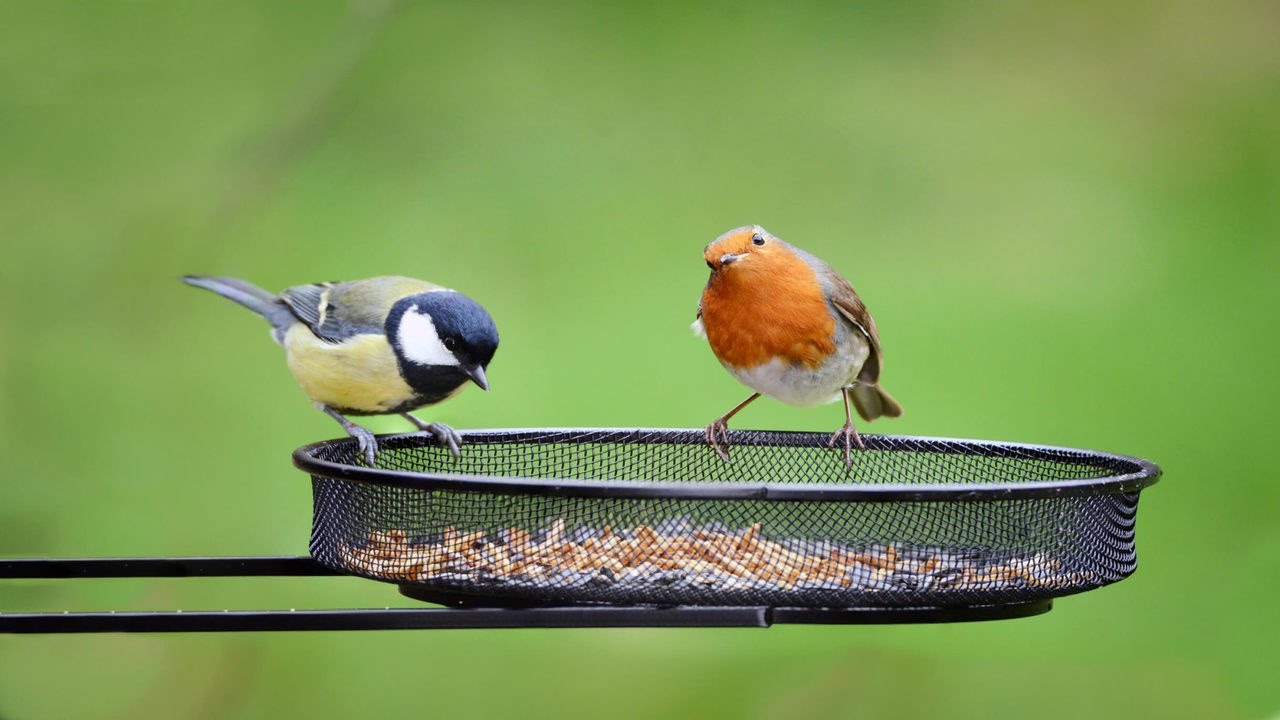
top-left (183, 275), bottom-right (498, 464)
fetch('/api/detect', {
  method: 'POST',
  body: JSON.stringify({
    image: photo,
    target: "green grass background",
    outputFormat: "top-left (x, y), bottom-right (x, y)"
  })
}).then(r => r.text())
top-left (2, 1), bottom-right (1277, 718)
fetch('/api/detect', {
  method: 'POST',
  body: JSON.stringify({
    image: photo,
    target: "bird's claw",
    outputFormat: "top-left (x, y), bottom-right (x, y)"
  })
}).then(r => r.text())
top-left (705, 419), bottom-right (732, 462)
top-left (827, 422), bottom-right (865, 468)
top-left (425, 422), bottom-right (463, 460)
top-left (345, 424), bottom-right (379, 466)
top-left (401, 414), bottom-right (463, 459)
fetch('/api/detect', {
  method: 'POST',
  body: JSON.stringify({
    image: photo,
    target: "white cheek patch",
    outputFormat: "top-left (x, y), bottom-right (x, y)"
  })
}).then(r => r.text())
top-left (397, 307), bottom-right (459, 367)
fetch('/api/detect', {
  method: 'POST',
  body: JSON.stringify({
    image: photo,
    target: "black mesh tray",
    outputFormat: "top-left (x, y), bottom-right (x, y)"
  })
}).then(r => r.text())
top-left (294, 429), bottom-right (1159, 610)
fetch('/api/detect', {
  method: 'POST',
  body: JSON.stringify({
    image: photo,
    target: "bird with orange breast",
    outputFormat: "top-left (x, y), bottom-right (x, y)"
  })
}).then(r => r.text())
top-left (694, 225), bottom-right (902, 464)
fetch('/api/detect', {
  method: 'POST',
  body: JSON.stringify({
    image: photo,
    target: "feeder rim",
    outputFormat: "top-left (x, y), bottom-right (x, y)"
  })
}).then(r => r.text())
top-left (292, 428), bottom-right (1161, 502)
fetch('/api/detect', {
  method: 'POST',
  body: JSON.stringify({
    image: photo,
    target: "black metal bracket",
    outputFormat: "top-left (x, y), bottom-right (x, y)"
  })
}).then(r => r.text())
top-left (0, 556), bottom-right (333, 579)
top-left (0, 557), bottom-right (1051, 633)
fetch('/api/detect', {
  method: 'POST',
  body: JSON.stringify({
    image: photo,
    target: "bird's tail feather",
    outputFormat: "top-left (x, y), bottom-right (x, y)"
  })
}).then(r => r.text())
top-left (851, 384), bottom-right (903, 423)
top-left (182, 275), bottom-right (295, 339)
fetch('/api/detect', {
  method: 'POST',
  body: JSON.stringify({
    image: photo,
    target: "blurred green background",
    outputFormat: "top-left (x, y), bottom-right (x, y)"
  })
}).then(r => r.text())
top-left (2, 1), bottom-right (1277, 718)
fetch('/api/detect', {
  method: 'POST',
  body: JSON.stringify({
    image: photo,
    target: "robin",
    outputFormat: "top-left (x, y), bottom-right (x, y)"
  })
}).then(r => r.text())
top-left (693, 225), bottom-right (902, 464)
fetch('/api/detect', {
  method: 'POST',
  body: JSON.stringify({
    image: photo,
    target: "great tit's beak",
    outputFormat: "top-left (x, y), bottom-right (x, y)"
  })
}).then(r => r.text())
top-left (465, 364), bottom-right (490, 391)
top-left (719, 252), bottom-right (746, 266)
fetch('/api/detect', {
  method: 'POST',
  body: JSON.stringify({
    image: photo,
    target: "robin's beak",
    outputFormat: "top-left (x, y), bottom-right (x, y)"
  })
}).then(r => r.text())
top-left (465, 364), bottom-right (490, 391)
top-left (719, 252), bottom-right (746, 266)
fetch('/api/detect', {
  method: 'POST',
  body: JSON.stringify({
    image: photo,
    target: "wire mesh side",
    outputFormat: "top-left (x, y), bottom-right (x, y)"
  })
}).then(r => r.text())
top-left (303, 431), bottom-right (1153, 608)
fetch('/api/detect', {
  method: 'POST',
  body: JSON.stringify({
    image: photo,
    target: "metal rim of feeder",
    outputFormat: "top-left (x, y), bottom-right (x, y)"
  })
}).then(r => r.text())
top-left (292, 428), bottom-right (1161, 501)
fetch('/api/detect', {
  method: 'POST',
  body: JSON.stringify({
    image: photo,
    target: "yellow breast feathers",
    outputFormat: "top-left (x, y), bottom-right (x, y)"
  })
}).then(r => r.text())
top-left (283, 325), bottom-right (416, 414)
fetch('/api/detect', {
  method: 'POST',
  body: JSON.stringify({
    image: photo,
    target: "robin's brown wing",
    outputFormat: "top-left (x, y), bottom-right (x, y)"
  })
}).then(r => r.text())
top-left (824, 271), bottom-right (885, 385)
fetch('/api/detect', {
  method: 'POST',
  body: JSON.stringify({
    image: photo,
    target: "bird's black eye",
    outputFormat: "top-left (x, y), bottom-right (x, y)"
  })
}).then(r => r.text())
top-left (443, 337), bottom-right (457, 350)
top-left (751, 232), bottom-right (766, 246)
top-left (706, 259), bottom-right (715, 270)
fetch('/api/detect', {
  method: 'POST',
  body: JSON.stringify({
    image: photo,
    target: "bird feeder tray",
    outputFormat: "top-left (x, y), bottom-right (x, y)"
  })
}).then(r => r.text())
top-left (296, 428), bottom-right (1159, 611)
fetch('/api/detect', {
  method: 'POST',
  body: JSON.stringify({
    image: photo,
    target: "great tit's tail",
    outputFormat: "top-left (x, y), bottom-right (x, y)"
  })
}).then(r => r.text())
top-left (851, 383), bottom-right (903, 423)
top-left (182, 275), bottom-right (295, 342)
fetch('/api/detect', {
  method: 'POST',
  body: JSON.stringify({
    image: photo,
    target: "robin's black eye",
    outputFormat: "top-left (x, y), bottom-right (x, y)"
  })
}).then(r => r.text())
top-left (751, 232), bottom-right (766, 246)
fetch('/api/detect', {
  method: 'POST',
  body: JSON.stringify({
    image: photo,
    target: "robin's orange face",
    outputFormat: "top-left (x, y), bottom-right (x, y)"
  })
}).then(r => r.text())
top-left (698, 225), bottom-right (837, 370)
top-left (703, 226), bottom-right (779, 272)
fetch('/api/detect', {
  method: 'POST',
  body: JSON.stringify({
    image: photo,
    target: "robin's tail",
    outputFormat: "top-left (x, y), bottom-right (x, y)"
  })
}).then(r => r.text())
top-left (182, 275), bottom-right (296, 342)
top-left (851, 384), bottom-right (903, 423)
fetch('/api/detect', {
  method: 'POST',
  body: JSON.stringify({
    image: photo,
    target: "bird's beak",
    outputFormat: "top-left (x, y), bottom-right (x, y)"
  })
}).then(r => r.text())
top-left (719, 252), bottom-right (746, 266)
top-left (465, 364), bottom-right (490, 392)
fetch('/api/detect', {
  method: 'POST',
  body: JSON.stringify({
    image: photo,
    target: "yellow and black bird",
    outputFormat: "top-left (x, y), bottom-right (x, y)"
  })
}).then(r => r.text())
top-left (183, 275), bottom-right (498, 464)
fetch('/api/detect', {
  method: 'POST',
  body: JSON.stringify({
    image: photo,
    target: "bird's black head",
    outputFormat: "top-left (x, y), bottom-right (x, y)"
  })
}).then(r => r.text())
top-left (385, 290), bottom-right (499, 403)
